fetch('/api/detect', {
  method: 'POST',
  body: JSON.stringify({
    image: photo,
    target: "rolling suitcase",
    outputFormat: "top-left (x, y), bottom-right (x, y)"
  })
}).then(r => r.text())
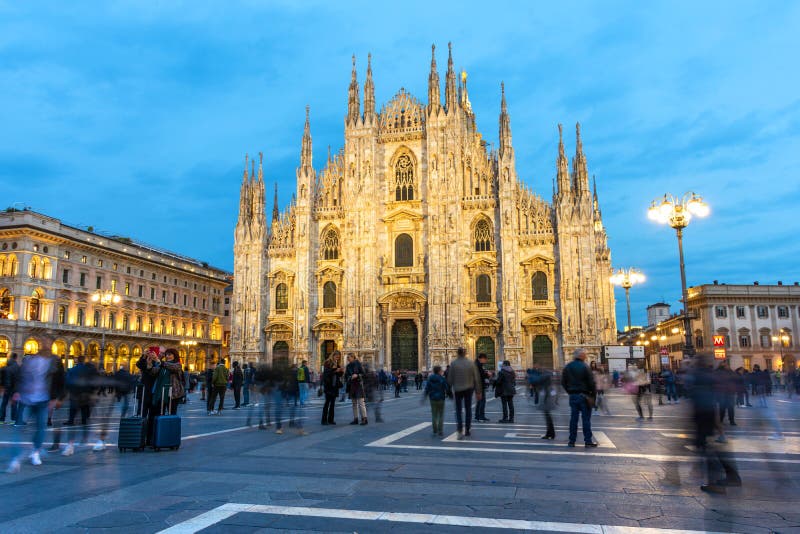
top-left (118, 385), bottom-right (146, 452)
top-left (152, 386), bottom-right (181, 451)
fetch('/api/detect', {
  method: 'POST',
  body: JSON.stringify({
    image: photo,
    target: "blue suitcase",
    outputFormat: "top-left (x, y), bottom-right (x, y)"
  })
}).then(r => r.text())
top-left (152, 386), bottom-right (181, 451)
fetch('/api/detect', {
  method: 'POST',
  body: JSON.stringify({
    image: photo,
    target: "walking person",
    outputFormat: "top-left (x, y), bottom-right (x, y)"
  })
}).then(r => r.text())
top-left (494, 360), bottom-right (517, 423)
top-left (6, 350), bottom-right (61, 473)
top-left (363, 363), bottom-right (383, 423)
top-left (446, 347), bottom-right (483, 440)
top-left (242, 363), bottom-right (253, 407)
top-left (661, 368), bottom-right (677, 404)
top-left (414, 372), bottom-right (423, 391)
top-left (561, 348), bottom-right (598, 447)
top-left (321, 351), bottom-right (343, 425)
top-left (208, 360), bottom-right (228, 415)
top-left (345, 354), bottom-right (367, 425)
top-left (113, 364), bottom-right (135, 418)
top-left (539, 371), bottom-right (557, 440)
top-left (474, 353), bottom-right (490, 423)
top-left (423, 365), bottom-right (450, 437)
top-left (393, 370), bottom-right (401, 398)
top-left (715, 361), bottom-right (737, 426)
top-left (0, 353), bottom-right (20, 424)
top-left (231, 361), bottom-right (244, 409)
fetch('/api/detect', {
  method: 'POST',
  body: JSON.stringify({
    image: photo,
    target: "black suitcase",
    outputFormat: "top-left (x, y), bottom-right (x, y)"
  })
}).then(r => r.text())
top-left (118, 385), bottom-right (146, 452)
top-left (152, 386), bottom-right (181, 451)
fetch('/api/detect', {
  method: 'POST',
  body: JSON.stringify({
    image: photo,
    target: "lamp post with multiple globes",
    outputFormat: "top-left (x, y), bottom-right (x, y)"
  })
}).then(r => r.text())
top-left (610, 268), bottom-right (646, 338)
top-left (648, 192), bottom-right (710, 358)
top-left (91, 289), bottom-right (121, 371)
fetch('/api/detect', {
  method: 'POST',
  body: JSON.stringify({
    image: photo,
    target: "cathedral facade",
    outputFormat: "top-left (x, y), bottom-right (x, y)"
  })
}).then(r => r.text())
top-left (231, 44), bottom-right (616, 371)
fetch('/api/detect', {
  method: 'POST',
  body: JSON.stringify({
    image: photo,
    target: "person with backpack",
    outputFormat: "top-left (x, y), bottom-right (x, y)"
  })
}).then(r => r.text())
top-left (494, 360), bottom-right (517, 423)
top-left (297, 360), bottom-right (311, 406)
top-left (208, 360), bottom-right (228, 415)
top-left (423, 365), bottom-right (451, 437)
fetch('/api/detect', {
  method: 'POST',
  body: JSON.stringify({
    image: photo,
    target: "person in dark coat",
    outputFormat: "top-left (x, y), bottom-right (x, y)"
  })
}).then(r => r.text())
top-left (0, 353), bottom-right (20, 423)
top-left (561, 349), bottom-right (597, 447)
top-left (714, 361), bottom-right (737, 426)
top-left (690, 354), bottom-right (741, 494)
top-left (321, 351), bottom-right (343, 425)
top-left (474, 354), bottom-right (490, 423)
top-left (345, 354), bottom-right (367, 425)
top-left (231, 361), bottom-right (244, 409)
top-left (494, 360), bottom-right (517, 423)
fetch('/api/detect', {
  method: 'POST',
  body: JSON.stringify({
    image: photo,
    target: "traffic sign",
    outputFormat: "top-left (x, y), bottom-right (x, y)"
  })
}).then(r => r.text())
top-left (713, 335), bottom-right (725, 347)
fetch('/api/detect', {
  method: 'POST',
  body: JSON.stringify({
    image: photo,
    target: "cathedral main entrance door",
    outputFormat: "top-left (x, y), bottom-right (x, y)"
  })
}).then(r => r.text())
top-left (391, 319), bottom-right (418, 371)
top-left (273, 341), bottom-right (289, 367)
top-left (532, 335), bottom-right (553, 369)
top-left (475, 336), bottom-right (496, 369)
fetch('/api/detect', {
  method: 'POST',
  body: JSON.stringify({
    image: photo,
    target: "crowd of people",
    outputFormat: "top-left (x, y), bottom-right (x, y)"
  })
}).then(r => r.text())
top-left (1, 345), bottom-right (797, 491)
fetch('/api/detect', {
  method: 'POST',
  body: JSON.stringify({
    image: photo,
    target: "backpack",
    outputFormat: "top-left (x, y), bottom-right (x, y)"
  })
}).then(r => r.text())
top-left (297, 366), bottom-right (306, 382)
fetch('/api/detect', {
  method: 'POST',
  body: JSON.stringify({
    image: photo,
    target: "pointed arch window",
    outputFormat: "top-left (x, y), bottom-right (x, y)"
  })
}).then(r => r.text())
top-left (323, 281), bottom-right (337, 309)
top-left (394, 233), bottom-right (413, 267)
top-left (321, 228), bottom-right (339, 260)
top-left (531, 271), bottom-right (548, 300)
top-left (395, 154), bottom-right (414, 201)
top-left (275, 283), bottom-right (288, 310)
top-left (476, 274), bottom-right (491, 303)
top-left (474, 219), bottom-right (493, 252)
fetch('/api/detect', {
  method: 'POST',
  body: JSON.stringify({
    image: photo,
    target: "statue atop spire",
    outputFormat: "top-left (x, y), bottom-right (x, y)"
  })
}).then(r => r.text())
top-left (272, 182), bottom-right (279, 222)
top-left (556, 123), bottom-right (570, 196)
top-left (347, 54), bottom-right (360, 124)
top-left (572, 121), bottom-right (589, 194)
top-left (498, 82), bottom-right (512, 159)
top-left (445, 42), bottom-right (457, 112)
top-left (363, 53), bottom-right (375, 121)
top-left (427, 44), bottom-right (441, 113)
top-left (301, 105), bottom-right (312, 171)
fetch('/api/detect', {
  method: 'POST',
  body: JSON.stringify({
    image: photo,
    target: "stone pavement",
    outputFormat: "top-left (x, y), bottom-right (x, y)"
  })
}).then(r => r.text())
top-left (0, 387), bottom-right (799, 533)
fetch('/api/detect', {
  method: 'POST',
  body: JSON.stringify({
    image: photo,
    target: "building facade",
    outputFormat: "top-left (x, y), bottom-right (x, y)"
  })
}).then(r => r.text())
top-left (231, 45), bottom-right (617, 370)
top-left (623, 282), bottom-right (800, 371)
top-left (0, 209), bottom-right (230, 372)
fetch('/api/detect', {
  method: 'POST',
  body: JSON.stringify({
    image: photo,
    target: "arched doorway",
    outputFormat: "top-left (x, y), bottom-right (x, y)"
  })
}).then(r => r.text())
top-left (532, 335), bottom-right (554, 369)
top-left (391, 320), bottom-right (418, 371)
top-left (475, 336), bottom-right (496, 369)
top-left (273, 341), bottom-right (289, 367)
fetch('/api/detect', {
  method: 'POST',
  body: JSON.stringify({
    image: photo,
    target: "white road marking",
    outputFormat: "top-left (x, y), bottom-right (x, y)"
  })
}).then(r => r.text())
top-left (157, 502), bottom-right (727, 534)
top-left (368, 422), bottom-right (800, 464)
top-left (440, 430), bottom-right (614, 448)
top-left (656, 433), bottom-right (800, 455)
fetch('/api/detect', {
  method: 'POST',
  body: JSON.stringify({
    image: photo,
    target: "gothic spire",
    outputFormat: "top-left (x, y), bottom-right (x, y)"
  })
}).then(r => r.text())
top-left (363, 53), bottom-right (375, 121)
top-left (445, 42), bottom-right (457, 112)
top-left (556, 124), bottom-right (570, 196)
top-left (257, 151), bottom-right (264, 183)
top-left (347, 54), bottom-right (360, 124)
top-left (272, 183), bottom-right (279, 222)
top-left (498, 82), bottom-right (512, 159)
top-left (301, 105), bottom-right (312, 171)
top-left (572, 122), bottom-right (589, 194)
top-left (427, 44), bottom-right (441, 112)
top-left (237, 154), bottom-right (251, 228)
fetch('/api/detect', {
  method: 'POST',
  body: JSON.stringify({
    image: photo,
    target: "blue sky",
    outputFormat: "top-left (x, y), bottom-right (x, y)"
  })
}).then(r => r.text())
top-left (2, 1), bottom-right (799, 326)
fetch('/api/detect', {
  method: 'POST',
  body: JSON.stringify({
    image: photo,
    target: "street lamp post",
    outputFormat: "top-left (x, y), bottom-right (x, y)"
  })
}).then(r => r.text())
top-left (648, 192), bottom-right (710, 358)
top-left (91, 290), bottom-right (121, 371)
top-left (772, 329), bottom-right (789, 365)
top-left (610, 268), bottom-right (646, 338)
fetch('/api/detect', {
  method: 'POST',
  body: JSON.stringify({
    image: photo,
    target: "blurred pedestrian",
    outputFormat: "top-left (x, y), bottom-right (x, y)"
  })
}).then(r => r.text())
top-left (0, 353), bottom-right (20, 424)
top-left (474, 353), bottom-right (490, 423)
top-left (363, 363), bottom-right (383, 423)
top-left (297, 360), bottom-right (311, 406)
top-left (539, 371), bottom-right (557, 440)
top-left (346, 354), bottom-right (367, 425)
top-left (6, 350), bottom-right (61, 473)
top-left (231, 361), bottom-right (243, 409)
top-left (208, 359), bottom-right (228, 415)
top-left (714, 361), bottom-right (737, 426)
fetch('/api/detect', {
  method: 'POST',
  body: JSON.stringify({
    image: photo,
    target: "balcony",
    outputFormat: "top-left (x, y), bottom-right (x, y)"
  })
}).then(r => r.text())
top-left (523, 299), bottom-right (556, 313)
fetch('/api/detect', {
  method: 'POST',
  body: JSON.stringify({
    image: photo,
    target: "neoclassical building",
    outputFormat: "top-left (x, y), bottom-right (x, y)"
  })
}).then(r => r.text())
top-left (231, 44), bottom-right (617, 370)
top-left (0, 209), bottom-right (229, 372)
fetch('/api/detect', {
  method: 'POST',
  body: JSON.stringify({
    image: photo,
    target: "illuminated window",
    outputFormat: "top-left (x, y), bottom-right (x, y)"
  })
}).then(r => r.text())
top-left (58, 306), bottom-right (66, 324)
top-left (77, 308), bottom-right (85, 326)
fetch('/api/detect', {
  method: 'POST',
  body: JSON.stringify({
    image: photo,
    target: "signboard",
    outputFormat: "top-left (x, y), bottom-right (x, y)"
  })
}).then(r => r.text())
top-left (660, 356), bottom-right (669, 364)
top-left (660, 347), bottom-right (669, 356)
top-left (713, 335), bottom-right (726, 347)
top-left (714, 348), bottom-right (726, 360)
top-left (604, 346), bottom-right (645, 359)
